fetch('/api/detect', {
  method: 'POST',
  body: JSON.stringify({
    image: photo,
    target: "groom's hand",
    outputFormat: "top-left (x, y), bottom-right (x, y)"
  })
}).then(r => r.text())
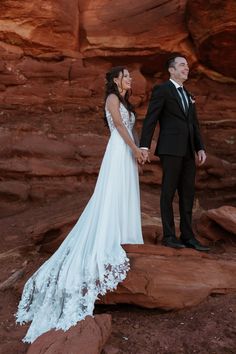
top-left (140, 149), bottom-right (150, 164)
top-left (134, 148), bottom-right (146, 165)
top-left (197, 150), bottom-right (207, 166)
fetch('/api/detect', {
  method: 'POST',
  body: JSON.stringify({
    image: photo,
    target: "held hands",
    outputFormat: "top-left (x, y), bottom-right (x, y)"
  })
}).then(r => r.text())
top-left (140, 149), bottom-right (150, 164)
top-left (135, 148), bottom-right (207, 165)
top-left (197, 150), bottom-right (207, 165)
top-left (133, 148), bottom-right (145, 164)
top-left (133, 148), bottom-right (150, 165)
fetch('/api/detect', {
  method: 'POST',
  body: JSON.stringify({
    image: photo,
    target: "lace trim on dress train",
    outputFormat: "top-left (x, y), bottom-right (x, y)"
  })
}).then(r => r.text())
top-left (16, 254), bottom-right (130, 343)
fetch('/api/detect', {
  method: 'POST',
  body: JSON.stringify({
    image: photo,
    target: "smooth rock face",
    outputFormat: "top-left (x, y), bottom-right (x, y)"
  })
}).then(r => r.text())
top-left (26, 314), bottom-right (112, 354)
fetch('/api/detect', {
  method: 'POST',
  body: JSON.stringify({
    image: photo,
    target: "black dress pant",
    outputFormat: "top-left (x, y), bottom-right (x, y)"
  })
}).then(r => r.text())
top-left (159, 143), bottom-right (196, 240)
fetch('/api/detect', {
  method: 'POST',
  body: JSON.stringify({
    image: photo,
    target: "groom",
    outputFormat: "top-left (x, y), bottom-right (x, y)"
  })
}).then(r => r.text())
top-left (140, 54), bottom-right (209, 251)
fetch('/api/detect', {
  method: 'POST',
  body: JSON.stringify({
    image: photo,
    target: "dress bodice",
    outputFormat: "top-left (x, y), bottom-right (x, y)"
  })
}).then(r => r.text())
top-left (105, 102), bottom-right (135, 133)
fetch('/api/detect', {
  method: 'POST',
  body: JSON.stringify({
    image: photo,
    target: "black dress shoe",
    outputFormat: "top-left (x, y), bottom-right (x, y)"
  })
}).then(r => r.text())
top-left (162, 236), bottom-right (186, 249)
top-left (181, 237), bottom-right (210, 252)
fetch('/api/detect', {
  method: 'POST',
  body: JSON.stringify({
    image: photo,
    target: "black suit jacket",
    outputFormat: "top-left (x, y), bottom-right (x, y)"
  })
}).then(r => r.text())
top-left (140, 80), bottom-right (205, 156)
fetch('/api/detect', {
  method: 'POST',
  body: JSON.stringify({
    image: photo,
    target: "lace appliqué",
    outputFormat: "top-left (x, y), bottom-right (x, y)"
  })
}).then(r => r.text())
top-left (16, 252), bottom-right (130, 343)
top-left (105, 103), bottom-right (135, 133)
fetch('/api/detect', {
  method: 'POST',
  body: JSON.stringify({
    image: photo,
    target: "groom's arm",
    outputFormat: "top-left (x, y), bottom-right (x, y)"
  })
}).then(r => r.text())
top-left (192, 105), bottom-right (207, 165)
top-left (192, 105), bottom-right (205, 152)
top-left (140, 85), bottom-right (165, 149)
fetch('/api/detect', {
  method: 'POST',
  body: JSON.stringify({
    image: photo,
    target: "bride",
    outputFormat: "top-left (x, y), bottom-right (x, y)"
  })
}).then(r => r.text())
top-left (16, 66), bottom-right (144, 343)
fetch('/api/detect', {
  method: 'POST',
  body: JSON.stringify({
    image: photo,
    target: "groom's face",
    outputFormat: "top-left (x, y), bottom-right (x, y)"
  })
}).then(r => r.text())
top-left (170, 57), bottom-right (189, 83)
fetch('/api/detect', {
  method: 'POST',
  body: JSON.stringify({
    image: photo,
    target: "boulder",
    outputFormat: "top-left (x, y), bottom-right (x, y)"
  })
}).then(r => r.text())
top-left (27, 314), bottom-right (111, 354)
top-left (206, 206), bottom-right (236, 235)
top-left (99, 244), bottom-right (236, 309)
top-left (196, 206), bottom-right (236, 241)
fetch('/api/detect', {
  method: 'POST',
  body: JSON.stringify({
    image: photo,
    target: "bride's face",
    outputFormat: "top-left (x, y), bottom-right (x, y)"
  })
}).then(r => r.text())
top-left (115, 69), bottom-right (132, 92)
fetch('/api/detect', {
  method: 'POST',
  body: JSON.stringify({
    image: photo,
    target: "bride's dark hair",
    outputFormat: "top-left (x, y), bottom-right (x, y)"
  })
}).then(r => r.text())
top-left (104, 66), bottom-right (135, 126)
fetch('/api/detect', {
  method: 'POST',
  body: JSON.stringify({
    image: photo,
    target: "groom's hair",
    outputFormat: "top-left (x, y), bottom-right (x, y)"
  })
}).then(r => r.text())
top-left (166, 53), bottom-right (187, 70)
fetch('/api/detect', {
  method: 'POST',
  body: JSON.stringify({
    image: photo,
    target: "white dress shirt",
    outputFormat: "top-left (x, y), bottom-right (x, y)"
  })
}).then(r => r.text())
top-left (169, 79), bottom-right (189, 111)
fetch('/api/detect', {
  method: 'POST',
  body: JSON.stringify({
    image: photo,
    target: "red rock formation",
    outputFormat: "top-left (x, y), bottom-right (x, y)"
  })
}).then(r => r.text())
top-left (26, 314), bottom-right (111, 354)
top-left (99, 244), bottom-right (236, 309)
top-left (0, 4), bottom-right (235, 353)
top-left (0, 4), bottom-right (235, 354)
top-left (79, 0), bottom-right (189, 58)
top-left (206, 206), bottom-right (236, 234)
top-left (196, 205), bottom-right (236, 242)
top-left (187, 0), bottom-right (236, 78)
top-left (0, 0), bottom-right (79, 56)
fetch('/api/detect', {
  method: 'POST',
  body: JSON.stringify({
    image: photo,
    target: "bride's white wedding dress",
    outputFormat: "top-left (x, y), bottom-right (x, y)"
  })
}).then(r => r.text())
top-left (16, 103), bottom-right (143, 343)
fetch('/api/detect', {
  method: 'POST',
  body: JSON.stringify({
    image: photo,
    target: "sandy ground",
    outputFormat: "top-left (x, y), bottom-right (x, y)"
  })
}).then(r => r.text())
top-left (99, 294), bottom-right (236, 354)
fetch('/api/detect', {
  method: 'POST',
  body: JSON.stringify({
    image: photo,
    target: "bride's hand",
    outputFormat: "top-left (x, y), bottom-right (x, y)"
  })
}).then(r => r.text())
top-left (133, 148), bottom-right (145, 165)
top-left (141, 149), bottom-right (150, 163)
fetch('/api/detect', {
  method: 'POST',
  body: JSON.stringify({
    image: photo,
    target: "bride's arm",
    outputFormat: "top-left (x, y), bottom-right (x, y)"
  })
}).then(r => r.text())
top-left (132, 127), bottom-right (140, 147)
top-left (106, 94), bottom-right (143, 163)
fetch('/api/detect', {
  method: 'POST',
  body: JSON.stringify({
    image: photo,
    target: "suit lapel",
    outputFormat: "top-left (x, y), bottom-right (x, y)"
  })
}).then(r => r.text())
top-left (184, 88), bottom-right (193, 117)
top-left (168, 81), bottom-right (187, 117)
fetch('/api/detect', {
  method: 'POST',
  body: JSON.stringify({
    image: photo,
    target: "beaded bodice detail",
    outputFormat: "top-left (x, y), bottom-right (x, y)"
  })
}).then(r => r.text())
top-left (105, 103), bottom-right (135, 133)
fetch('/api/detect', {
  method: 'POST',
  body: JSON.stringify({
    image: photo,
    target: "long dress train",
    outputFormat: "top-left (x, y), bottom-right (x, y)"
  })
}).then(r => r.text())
top-left (16, 103), bottom-right (143, 343)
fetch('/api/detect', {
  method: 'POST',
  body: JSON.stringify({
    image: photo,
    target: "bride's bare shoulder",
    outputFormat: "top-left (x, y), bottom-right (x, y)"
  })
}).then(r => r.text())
top-left (106, 94), bottom-right (119, 110)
